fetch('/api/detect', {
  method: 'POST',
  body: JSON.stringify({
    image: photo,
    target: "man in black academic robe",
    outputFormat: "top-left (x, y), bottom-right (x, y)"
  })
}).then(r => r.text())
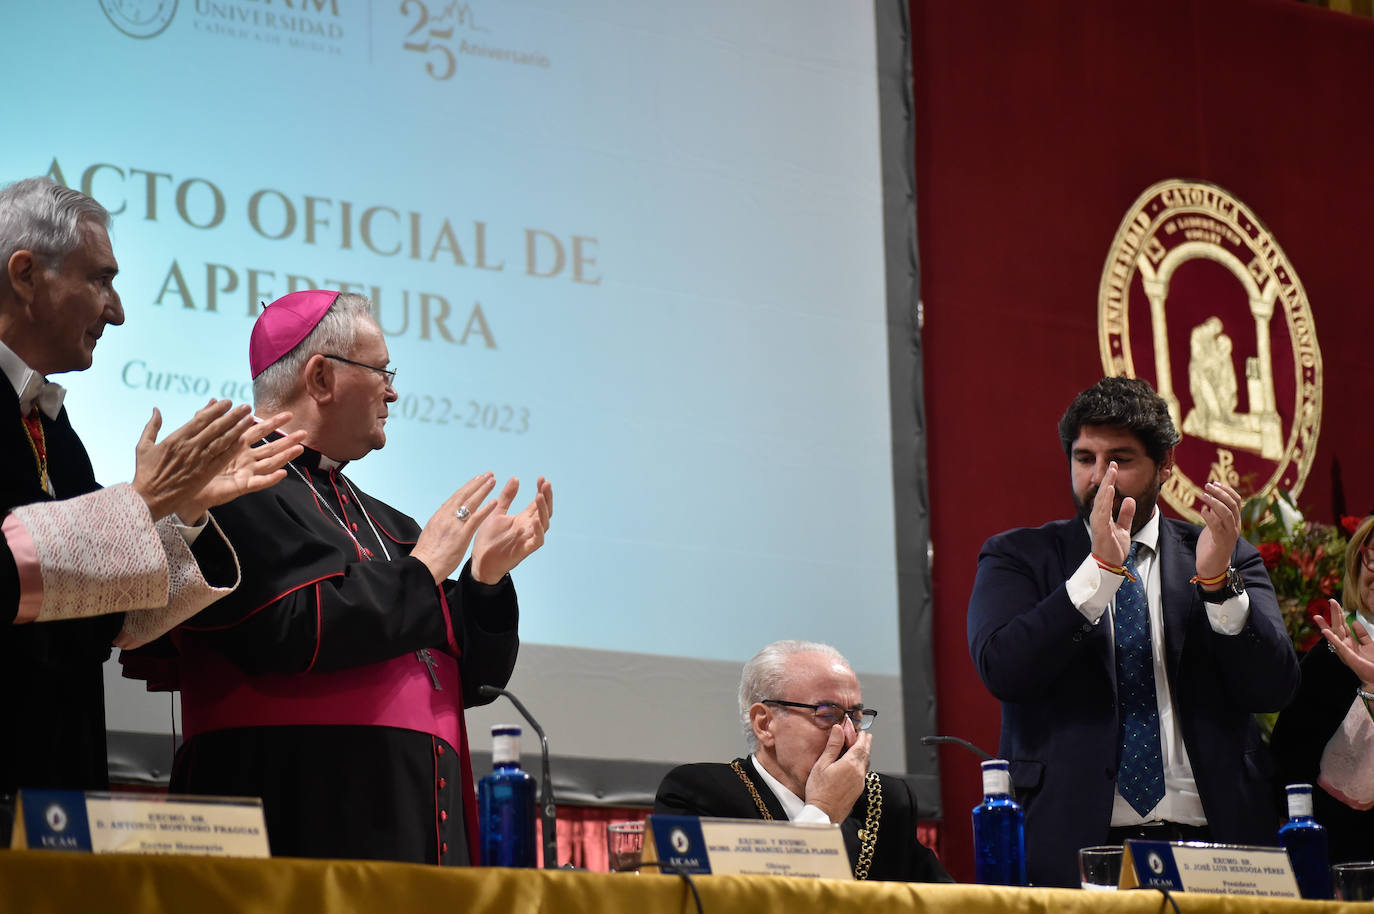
top-left (653, 640), bottom-right (951, 883)
top-left (656, 758), bottom-right (950, 883)
top-left (0, 177), bottom-right (292, 795)
top-left (164, 290), bottom-right (552, 865)
top-left (0, 379), bottom-right (119, 792)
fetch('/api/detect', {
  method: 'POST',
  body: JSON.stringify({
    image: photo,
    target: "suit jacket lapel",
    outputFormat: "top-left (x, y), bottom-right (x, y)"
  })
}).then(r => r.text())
top-left (1058, 519), bottom-right (1092, 576)
top-left (737, 757), bottom-right (789, 820)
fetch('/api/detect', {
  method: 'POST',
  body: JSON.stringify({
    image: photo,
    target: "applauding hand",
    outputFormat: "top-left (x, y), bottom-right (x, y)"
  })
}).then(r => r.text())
top-left (471, 476), bottom-right (553, 585)
top-left (176, 411), bottom-right (306, 522)
top-left (412, 473), bottom-right (500, 584)
top-left (1089, 461), bottom-right (1134, 567)
top-left (133, 400), bottom-right (257, 522)
top-left (1194, 481), bottom-right (1243, 584)
top-left (1315, 599), bottom-right (1374, 689)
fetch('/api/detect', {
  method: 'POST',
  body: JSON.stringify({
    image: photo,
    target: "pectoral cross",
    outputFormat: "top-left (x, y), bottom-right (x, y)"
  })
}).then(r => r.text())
top-left (416, 649), bottom-right (442, 690)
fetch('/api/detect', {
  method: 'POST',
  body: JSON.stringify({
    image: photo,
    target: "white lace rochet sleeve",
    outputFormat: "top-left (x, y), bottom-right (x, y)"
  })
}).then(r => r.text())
top-left (5, 483), bottom-right (240, 648)
top-left (1317, 697), bottom-right (1374, 811)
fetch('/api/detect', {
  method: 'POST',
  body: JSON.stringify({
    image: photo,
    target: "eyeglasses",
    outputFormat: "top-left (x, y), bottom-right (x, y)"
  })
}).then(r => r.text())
top-left (763, 699), bottom-right (877, 731)
top-left (323, 354), bottom-right (397, 387)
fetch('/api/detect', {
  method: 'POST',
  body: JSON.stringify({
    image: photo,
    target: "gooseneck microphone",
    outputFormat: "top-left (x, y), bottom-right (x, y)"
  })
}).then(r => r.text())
top-left (922, 734), bottom-right (1016, 802)
top-left (920, 734), bottom-right (995, 761)
top-left (477, 684), bottom-right (558, 869)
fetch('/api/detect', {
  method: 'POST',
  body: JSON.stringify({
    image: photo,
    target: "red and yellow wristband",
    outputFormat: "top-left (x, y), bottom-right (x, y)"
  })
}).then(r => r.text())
top-left (1092, 553), bottom-right (1138, 583)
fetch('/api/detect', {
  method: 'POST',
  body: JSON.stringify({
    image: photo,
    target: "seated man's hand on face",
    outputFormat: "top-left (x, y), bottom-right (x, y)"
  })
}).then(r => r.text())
top-left (803, 726), bottom-right (872, 823)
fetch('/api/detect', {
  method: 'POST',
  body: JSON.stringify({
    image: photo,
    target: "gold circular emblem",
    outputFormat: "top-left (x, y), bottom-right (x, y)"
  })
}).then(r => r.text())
top-left (99, 0), bottom-right (178, 39)
top-left (1098, 179), bottom-right (1321, 521)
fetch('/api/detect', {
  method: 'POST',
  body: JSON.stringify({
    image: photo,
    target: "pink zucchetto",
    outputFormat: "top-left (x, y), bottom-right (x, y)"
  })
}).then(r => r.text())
top-left (249, 290), bottom-right (340, 378)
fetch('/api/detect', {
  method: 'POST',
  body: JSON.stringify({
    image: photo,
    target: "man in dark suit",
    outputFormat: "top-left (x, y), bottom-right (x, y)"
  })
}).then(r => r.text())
top-left (654, 639), bottom-right (950, 883)
top-left (967, 376), bottom-right (1298, 887)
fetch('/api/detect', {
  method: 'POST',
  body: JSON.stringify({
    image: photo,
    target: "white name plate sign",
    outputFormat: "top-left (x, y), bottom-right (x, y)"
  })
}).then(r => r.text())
top-left (646, 814), bottom-right (852, 880)
top-left (1121, 840), bottom-right (1300, 898)
top-left (12, 790), bottom-right (270, 858)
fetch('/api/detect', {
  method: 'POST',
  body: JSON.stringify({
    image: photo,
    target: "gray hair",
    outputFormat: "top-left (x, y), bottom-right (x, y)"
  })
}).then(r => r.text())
top-left (0, 178), bottom-right (110, 282)
top-left (253, 292), bottom-right (376, 411)
top-left (738, 640), bottom-right (851, 752)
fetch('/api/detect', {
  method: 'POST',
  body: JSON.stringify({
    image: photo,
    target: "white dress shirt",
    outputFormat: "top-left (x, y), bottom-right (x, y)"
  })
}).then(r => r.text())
top-left (1065, 509), bottom-right (1251, 826)
top-left (0, 340), bottom-right (65, 420)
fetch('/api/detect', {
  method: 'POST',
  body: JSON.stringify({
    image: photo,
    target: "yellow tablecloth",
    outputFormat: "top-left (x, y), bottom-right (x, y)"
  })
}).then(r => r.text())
top-left (0, 851), bottom-right (1355, 913)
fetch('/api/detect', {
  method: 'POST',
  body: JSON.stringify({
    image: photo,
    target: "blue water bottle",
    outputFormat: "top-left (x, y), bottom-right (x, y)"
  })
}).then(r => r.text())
top-left (972, 758), bottom-right (1027, 886)
top-left (1278, 782), bottom-right (1331, 899)
top-left (478, 724), bottom-right (538, 867)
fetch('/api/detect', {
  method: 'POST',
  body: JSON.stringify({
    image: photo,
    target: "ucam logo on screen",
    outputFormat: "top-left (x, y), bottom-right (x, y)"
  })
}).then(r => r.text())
top-left (102, 0), bottom-right (348, 52)
top-left (190, 0), bottom-right (344, 51)
top-left (100, 0), bottom-right (178, 38)
top-left (100, 0), bottom-right (550, 75)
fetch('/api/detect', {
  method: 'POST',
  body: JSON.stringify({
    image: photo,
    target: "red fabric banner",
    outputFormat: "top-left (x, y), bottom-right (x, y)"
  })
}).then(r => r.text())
top-left (914, 0), bottom-right (1374, 881)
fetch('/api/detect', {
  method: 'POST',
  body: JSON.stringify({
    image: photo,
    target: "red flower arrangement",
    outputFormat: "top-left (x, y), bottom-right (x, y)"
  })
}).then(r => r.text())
top-left (1240, 490), bottom-right (1351, 654)
top-left (1256, 541), bottom-right (1284, 569)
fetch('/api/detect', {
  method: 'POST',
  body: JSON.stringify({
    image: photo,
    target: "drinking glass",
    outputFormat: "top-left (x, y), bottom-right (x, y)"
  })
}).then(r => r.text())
top-left (1332, 861), bottom-right (1374, 901)
top-left (1078, 844), bottom-right (1123, 891)
top-left (606, 821), bottom-right (645, 873)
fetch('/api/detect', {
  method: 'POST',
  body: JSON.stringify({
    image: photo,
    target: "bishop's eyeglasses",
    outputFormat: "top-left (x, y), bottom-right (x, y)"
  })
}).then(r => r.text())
top-left (762, 699), bottom-right (877, 731)
top-left (323, 354), bottom-right (397, 387)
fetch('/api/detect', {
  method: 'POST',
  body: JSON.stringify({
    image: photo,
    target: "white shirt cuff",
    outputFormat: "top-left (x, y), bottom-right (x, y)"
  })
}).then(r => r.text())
top-left (170, 512), bottom-right (208, 546)
top-left (1203, 590), bottom-right (1250, 635)
top-left (795, 804), bottom-right (834, 825)
top-left (1067, 553), bottom-right (1123, 624)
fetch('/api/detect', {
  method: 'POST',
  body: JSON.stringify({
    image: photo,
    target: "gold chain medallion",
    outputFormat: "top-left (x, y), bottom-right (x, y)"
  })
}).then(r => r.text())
top-left (731, 760), bottom-right (774, 820)
top-left (1098, 180), bottom-right (1321, 519)
top-left (851, 771), bottom-right (881, 881)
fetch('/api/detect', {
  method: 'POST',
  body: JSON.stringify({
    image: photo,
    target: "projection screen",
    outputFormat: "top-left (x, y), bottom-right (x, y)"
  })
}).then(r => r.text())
top-left (5, 0), bottom-right (937, 813)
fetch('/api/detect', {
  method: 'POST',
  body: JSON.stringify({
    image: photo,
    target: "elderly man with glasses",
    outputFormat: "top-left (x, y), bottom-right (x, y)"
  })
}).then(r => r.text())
top-left (0, 176), bottom-right (302, 796)
top-left (134, 289), bottom-right (552, 867)
top-left (653, 639), bottom-right (951, 883)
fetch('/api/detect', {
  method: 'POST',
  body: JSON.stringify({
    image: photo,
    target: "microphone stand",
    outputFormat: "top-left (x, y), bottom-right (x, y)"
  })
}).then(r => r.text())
top-left (919, 734), bottom-right (994, 760)
top-left (478, 685), bottom-right (558, 869)
top-left (921, 734), bottom-right (1015, 801)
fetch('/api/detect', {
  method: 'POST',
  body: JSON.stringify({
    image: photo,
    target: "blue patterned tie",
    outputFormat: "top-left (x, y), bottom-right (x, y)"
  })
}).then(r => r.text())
top-left (1115, 541), bottom-right (1165, 816)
